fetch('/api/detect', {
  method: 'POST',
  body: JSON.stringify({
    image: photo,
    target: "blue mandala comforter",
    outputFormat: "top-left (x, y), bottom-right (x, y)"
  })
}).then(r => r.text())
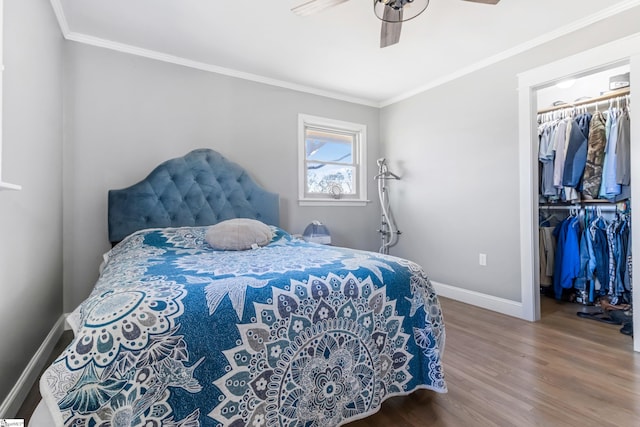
top-left (41, 226), bottom-right (446, 427)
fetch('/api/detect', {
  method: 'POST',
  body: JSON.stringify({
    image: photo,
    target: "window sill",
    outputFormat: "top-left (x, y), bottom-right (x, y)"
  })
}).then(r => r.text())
top-left (298, 199), bottom-right (370, 207)
top-left (0, 181), bottom-right (22, 191)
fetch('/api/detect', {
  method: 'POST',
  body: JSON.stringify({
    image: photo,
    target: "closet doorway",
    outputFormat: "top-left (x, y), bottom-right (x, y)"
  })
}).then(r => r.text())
top-left (517, 34), bottom-right (640, 352)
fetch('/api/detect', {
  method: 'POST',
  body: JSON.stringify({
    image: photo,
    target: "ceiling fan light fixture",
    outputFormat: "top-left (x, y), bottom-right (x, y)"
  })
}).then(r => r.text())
top-left (374, 0), bottom-right (430, 23)
top-left (291, 0), bottom-right (498, 49)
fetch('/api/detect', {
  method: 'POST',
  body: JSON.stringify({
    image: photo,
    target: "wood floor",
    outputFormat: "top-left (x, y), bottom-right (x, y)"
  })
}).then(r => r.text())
top-left (346, 297), bottom-right (639, 427)
top-left (17, 296), bottom-right (640, 427)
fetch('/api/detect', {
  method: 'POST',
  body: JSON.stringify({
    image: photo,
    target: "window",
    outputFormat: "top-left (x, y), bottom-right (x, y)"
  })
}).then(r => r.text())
top-left (298, 114), bottom-right (367, 206)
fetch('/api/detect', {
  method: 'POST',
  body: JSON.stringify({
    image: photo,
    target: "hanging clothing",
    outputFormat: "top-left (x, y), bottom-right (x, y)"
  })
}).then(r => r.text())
top-left (553, 119), bottom-right (569, 189)
top-left (612, 109), bottom-right (631, 203)
top-left (548, 210), bottom-right (631, 302)
top-left (626, 220), bottom-right (632, 290)
top-left (609, 214), bottom-right (631, 301)
top-left (539, 227), bottom-right (556, 286)
top-left (562, 113), bottom-right (592, 188)
top-left (617, 219), bottom-right (630, 292)
top-left (590, 216), bottom-right (610, 294)
top-left (538, 92), bottom-right (632, 319)
top-left (600, 109), bottom-right (621, 199)
top-left (581, 111), bottom-right (607, 199)
top-left (574, 218), bottom-right (592, 295)
top-left (553, 215), bottom-right (581, 300)
top-left (539, 122), bottom-right (558, 198)
top-left (615, 110), bottom-right (631, 186)
top-left (583, 215), bottom-right (598, 303)
top-left (606, 219), bottom-right (618, 297)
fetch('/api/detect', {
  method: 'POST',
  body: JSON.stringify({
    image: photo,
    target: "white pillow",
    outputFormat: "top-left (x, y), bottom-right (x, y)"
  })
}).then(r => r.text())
top-left (205, 218), bottom-right (273, 251)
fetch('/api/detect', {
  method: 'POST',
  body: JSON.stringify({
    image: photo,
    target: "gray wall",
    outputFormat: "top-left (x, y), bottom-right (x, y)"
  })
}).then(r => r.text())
top-left (0, 0), bottom-right (63, 408)
top-left (380, 8), bottom-right (640, 301)
top-left (63, 43), bottom-right (381, 311)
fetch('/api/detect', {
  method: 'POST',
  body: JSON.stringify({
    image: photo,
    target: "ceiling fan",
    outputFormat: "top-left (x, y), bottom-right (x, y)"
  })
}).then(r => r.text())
top-left (292, 0), bottom-right (501, 48)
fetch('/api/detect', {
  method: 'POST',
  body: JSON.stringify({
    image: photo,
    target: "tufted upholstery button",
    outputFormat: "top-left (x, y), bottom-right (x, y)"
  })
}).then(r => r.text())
top-left (108, 149), bottom-right (279, 244)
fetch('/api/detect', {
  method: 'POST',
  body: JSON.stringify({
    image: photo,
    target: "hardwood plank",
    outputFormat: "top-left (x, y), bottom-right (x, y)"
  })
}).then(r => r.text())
top-left (16, 297), bottom-right (640, 427)
top-left (347, 297), bottom-right (639, 427)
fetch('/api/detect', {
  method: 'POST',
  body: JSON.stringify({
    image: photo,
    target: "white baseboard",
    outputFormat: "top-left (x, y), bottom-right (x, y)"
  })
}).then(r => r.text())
top-left (63, 312), bottom-right (74, 331)
top-left (432, 281), bottom-right (525, 319)
top-left (0, 315), bottom-right (66, 418)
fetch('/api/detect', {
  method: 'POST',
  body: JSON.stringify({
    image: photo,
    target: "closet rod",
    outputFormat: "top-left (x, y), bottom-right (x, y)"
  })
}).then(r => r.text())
top-left (540, 205), bottom-right (619, 212)
top-left (537, 87), bottom-right (630, 114)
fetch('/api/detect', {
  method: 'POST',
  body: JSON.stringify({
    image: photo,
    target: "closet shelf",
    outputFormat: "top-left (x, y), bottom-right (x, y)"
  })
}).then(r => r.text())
top-left (537, 87), bottom-right (630, 114)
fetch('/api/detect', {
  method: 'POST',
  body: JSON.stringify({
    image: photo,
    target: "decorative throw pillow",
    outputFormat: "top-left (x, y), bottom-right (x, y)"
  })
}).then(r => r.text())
top-left (205, 218), bottom-right (273, 250)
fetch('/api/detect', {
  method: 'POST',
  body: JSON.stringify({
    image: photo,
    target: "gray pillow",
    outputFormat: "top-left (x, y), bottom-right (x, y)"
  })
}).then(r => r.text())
top-left (205, 218), bottom-right (274, 250)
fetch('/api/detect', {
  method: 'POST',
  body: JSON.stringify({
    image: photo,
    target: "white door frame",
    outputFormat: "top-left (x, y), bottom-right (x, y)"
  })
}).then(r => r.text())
top-left (518, 33), bottom-right (640, 352)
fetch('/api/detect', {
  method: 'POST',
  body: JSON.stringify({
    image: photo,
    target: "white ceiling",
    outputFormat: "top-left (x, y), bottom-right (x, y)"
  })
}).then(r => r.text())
top-left (53, 0), bottom-right (640, 106)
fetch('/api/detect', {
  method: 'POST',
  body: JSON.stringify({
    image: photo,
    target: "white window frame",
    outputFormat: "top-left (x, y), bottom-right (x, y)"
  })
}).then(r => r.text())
top-left (298, 114), bottom-right (367, 206)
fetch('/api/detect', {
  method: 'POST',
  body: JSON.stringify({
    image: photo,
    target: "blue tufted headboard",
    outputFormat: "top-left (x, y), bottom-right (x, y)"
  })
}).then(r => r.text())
top-left (108, 149), bottom-right (279, 244)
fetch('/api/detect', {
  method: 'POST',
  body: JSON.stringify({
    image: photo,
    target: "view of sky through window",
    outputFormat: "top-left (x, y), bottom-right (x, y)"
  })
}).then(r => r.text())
top-left (305, 129), bottom-right (355, 195)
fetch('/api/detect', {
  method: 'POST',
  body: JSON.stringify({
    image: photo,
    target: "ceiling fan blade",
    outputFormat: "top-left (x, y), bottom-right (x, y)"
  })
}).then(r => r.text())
top-left (380, 6), bottom-right (402, 48)
top-left (461, 0), bottom-right (500, 4)
top-left (291, 0), bottom-right (351, 16)
top-left (380, 21), bottom-right (402, 48)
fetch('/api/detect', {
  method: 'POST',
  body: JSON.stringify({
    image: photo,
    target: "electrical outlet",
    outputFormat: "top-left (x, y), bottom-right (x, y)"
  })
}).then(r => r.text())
top-left (479, 253), bottom-right (487, 266)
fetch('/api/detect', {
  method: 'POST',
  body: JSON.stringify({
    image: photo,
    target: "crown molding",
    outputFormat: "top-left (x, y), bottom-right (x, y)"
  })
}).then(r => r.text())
top-left (68, 31), bottom-right (378, 107)
top-left (48, 0), bottom-right (377, 108)
top-left (379, 0), bottom-right (640, 107)
top-left (49, 0), bottom-right (640, 109)
top-left (49, 0), bottom-right (69, 36)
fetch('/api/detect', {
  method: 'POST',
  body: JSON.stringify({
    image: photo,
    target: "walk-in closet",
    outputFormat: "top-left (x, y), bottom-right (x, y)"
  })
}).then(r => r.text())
top-left (534, 65), bottom-right (633, 340)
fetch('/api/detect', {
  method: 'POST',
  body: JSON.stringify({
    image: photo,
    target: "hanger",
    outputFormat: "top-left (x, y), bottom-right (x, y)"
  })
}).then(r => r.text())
top-left (539, 209), bottom-right (551, 227)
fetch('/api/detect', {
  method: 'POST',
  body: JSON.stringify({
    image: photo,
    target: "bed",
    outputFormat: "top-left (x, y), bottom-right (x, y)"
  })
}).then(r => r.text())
top-left (35, 148), bottom-right (446, 427)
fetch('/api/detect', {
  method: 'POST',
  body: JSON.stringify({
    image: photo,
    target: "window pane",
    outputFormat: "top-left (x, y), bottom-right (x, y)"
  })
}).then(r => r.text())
top-left (306, 162), bottom-right (356, 195)
top-left (305, 129), bottom-right (353, 164)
